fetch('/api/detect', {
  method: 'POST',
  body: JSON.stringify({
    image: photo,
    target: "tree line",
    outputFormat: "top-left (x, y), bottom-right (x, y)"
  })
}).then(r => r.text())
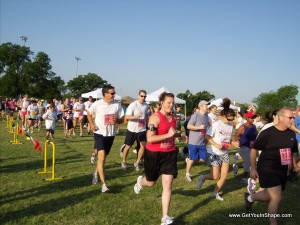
top-left (0, 42), bottom-right (298, 116)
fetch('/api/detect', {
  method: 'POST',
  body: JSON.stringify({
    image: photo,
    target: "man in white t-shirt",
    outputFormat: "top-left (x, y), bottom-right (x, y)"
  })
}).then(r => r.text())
top-left (121, 90), bottom-right (148, 171)
top-left (87, 85), bottom-right (124, 193)
top-left (83, 96), bottom-right (94, 134)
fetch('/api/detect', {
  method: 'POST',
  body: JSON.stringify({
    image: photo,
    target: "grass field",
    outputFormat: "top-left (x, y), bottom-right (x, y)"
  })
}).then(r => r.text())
top-left (0, 117), bottom-right (299, 225)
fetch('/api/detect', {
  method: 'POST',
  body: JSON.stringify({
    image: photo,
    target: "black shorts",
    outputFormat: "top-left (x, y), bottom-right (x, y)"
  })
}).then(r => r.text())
top-left (93, 133), bottom-right (115, 155)
top-left (144, 148), bottom-right (178, 182)
top-left (258, 169), bottom-right (287, 191)
top-left (124, 130), bottom-right (146, 146)
top-left (82, 115), bottom-right (89, 124)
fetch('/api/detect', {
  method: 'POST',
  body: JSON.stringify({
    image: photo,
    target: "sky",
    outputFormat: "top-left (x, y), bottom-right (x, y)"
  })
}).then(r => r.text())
top-left (1, 0), bottom-right (299, 104)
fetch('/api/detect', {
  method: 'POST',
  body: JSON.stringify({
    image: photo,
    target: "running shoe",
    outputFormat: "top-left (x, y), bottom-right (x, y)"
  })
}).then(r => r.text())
top-left (233, 164), bottom-right (239, 176)
top-left (196, 174), bottom-right (205, 189)
top-left (134, 162), bottom-right (140, 172)
top-left (134, 176), bottom-right (143, 194)
top-left (161, 215), bottom-right (174, 225)
top-left (247, 178), bottom-right (256, 194)
top-left (185, 174), bottom-right (192, 182)
top-left (90, 153), bottom-right (96, 164)
top-left (92, 172), bottom-right (98, 185)
top-left (121, 162), bottom-right (127, 171)
top-left (101, 184), bottom-right (110, 193)
top-left (211, 192), bottom-right (224, 201)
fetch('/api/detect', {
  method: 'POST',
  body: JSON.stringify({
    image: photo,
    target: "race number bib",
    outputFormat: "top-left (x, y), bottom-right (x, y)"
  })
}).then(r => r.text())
top-left (160, 138), bottom-right (173, 149)
top-left (104, 114), bottom-right (115, 125)
top-left (279, 148), bottom-right (292, 165)
top-left (199, 129), bottom-right (206, 136)
top-left (221, 141), bottom-right (231, 150)
top-left (138, 119), bottom-right (145, 127)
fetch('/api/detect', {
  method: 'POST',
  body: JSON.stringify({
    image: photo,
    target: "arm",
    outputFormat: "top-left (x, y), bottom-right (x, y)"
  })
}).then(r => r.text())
top-left (146, 114), bottom-right (176, 143)
top-left (205, 134), bottom-right (222, 149)
top-left (87, 110), bottom-right (97, 131)
top-left (290, 123), bottom-right (300, 135)
top-left (250, 148), bottom-right (259, 179)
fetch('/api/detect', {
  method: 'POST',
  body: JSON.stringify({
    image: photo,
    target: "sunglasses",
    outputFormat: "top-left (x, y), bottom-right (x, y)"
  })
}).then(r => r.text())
top-left (140, 95), bottom-right (147, 98)
top-left (107, 92), bottom-right (116, 95)
top-left (226, 117), bottom-right (235, 121)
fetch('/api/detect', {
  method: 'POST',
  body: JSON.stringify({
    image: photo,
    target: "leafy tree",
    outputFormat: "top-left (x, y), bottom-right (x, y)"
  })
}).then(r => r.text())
top-left (0, 42), bottom-right (65, 99)
top-left (66, 73), bottom-right (108, 97)
top-left (0, 42), bottom-right (32, 97)
top-left (253, 84), bottom-right (299, 115)
top-left (177, 90), bottom-right (215, 115)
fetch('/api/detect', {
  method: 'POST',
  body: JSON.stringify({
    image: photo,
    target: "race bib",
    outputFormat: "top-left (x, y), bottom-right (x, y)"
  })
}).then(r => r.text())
top-left (279, 148), bottom-right (292, 165)
top-left (160, 138), bottom-right (173, 149)
top-left (138, 119), bottom-right (145, 127)
top-left (104, 114), bottom-right (115, 125)
top-left (221, 141), bottom-right (231, 150)
top-left (199, 129), bottom-right (206, 136)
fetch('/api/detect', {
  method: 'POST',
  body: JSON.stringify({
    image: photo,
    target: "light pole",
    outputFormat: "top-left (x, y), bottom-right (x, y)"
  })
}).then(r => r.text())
top-left (20, 36), bottom-right (28, 46)
top-left (75, 57), bottom-right (81, 78)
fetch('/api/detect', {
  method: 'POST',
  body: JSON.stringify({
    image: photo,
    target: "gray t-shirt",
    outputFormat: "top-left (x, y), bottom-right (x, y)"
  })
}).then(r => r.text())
top-left (188, 112), bottom-right (210, 146)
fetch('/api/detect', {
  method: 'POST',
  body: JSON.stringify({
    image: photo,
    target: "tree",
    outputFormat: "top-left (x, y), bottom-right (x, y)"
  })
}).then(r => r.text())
top-left (0, 42), bottom-right (65, 99)
top-left (0, 42), bottom-right (32, 97)
top-left (253, 84), bottom-right (299, 115)
top-left (177, 90), bottom-right (215, 115)
top-left (66, 73), bottom-right (108, 97)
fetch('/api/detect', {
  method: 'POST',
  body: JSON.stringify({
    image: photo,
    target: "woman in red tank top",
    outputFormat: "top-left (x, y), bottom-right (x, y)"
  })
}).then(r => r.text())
top-left (133, 92), bottom-right (179, 225)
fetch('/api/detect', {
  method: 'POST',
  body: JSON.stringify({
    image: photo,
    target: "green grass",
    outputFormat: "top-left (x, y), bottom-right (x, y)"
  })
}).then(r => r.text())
top-left (0, 118), bottom-right (299, 225)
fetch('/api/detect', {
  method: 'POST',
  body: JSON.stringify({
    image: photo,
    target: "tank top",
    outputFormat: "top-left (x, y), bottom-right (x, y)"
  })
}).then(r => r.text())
top-left (239, 124), bottom-right (258, 148)
top-left (146, 111), bottom-right (176, 152)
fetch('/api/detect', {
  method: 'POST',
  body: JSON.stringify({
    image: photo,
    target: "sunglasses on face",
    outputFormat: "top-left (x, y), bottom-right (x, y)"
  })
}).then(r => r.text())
top-left (140, 95), bottom-right (147, 98)
top-left (226, 117), bottom-right (235, 121)
top-left (107, 92), bottom-right (116, 96)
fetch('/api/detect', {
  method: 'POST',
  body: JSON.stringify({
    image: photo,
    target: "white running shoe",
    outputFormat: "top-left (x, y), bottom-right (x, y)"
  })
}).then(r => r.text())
top-left (211, 192), bottom-right (224, 201)
top-left (134, 162), bottom-right (140, 172)
top-left (101, 184), bottom-right (110, 193)
top-left (185, 174), bottom-right (192, 182)
top-left (92, 172), bottom-right (98, 185)
top-left (247, 178), bottom-right (256, 194)
top-left (132, 149), bottom-right (137, 154)
top-left (90, 153), bottom-right (96, 164)
top-left (161, 215), bottom-right (174, 225)
top-left (134, 176), bottom-right (143, 194)
top-left (121, 162), bottom-right (127, 171)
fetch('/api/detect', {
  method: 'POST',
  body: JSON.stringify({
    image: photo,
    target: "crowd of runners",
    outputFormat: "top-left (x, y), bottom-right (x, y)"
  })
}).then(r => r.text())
top-left (1, 90), bottom-right (300, 225)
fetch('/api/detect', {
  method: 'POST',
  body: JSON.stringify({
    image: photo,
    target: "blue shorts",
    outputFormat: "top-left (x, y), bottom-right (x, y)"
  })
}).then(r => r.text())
top-left (188, 144), bottom-right (207, 161)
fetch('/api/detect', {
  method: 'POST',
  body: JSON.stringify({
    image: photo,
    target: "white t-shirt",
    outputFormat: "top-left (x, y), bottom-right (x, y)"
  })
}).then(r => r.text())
top-left (27, 104), bottom-right (38, 119)
top-left (88, 99), bottom-right (124, 136)
top-left (73, 102), bottom-right (85, 117)
top-left (206, 120), bottom-right (234, 156)
top-left (126, 100), bottom-right (148, 133)
top-left (83, 100), bottom-right (93, 115)
top-left (56, 103), bottom-right (64, 115)
top-left (208, 112), bottom-right (218, 124)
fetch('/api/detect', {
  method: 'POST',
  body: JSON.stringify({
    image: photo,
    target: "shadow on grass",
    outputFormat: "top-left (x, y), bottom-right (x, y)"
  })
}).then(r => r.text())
top-left (0, 188), bottom-right (100, 224)
top-left (0, 173), bottom-right (93, 204)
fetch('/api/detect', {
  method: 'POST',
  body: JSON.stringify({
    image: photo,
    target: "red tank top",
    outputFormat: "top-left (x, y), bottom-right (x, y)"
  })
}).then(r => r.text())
top-left (146, 111), bottom-right (176, 152)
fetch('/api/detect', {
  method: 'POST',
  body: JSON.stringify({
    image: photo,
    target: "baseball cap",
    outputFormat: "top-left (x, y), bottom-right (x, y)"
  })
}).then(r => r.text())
top-left (198, 100), bottom-right (210, 107)
top-left (244, 111), bottom-right (257, 118)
